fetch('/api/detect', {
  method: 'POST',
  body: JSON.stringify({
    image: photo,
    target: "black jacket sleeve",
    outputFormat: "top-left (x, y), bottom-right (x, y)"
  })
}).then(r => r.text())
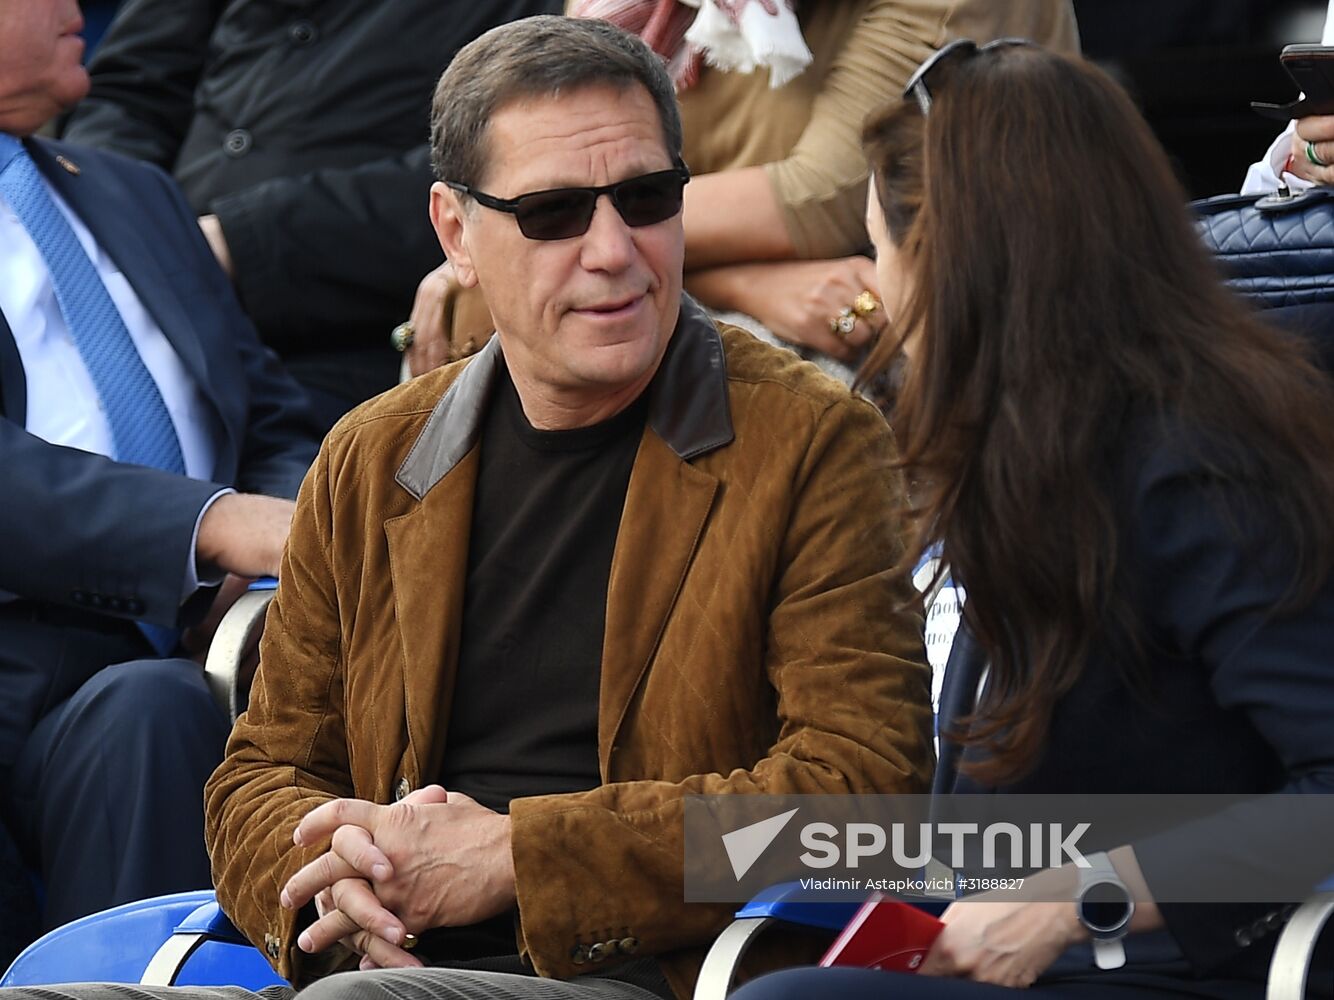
top-left (61, 0), bottom-right (226, 167)
top-left (210, 146), bottom-right (443, 342)
top-left (1128, 443), bottom-right (1334, 975)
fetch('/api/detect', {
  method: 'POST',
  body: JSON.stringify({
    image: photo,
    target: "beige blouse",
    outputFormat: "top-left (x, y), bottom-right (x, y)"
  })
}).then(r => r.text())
top-left (676, 0), bottom-right (1081, 258)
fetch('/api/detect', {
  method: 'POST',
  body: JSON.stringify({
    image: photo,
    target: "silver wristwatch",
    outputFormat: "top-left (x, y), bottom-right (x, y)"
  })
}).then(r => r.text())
top-left (1076, 851), bottom-right (1135, 970)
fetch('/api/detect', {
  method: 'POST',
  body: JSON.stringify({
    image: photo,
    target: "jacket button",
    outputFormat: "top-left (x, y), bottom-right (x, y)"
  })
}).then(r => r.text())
top-left (224, 128), bottom-right (252, 157)
top-left (618, 936), bottom-right (640, 955)
top-left (1234, 927), bottom-right (1253, 947)
top-left (1265, 910), bottom-right (1283, 929)
top-left (126, 598), bottom-right (145, 615)
top-left (587, 942), bottom-right (608, 962)
top-left (89, 594), bottom-right (106, 609)
top-left (569, 945), bottom-right (588, 966)
top-left (71, 590), bottom-right (88, 605)
top-left (394, 777), bottom-right (412, 802)
top-left (289, 20), bottom-right (318, 45)
top-left (108, 597), bottom-right (125, 612)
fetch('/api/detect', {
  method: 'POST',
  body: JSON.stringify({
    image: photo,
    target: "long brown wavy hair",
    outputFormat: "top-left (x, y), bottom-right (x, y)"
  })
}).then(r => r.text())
top-left (858, 46), bottom-right (1334, 785)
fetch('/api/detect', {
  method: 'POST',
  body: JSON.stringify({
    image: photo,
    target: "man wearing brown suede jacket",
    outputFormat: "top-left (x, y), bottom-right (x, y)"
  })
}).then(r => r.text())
top-left (202, 16), bottom-right (933, 1000)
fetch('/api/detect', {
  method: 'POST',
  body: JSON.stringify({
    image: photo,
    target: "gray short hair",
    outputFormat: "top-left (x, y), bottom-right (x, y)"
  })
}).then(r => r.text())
top-left (429, 15), bottom-right (683, 188)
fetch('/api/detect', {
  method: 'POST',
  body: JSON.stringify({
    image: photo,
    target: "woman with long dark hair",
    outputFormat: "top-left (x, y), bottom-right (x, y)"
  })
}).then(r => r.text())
top-left (733, 42), bottom-right (1334, 1000)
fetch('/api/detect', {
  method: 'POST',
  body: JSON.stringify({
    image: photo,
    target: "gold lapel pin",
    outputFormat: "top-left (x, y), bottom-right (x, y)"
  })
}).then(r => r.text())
top-left (56, 155), bottom-right (81, 176)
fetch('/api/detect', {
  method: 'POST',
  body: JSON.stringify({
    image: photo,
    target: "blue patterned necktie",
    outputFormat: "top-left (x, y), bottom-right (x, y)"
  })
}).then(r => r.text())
top-left (0, 135), bottom-right (185, 654)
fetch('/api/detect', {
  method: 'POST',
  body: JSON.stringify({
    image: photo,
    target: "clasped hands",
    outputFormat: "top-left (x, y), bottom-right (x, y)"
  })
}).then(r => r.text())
top-left (280, 785), bottom-right (516, 971)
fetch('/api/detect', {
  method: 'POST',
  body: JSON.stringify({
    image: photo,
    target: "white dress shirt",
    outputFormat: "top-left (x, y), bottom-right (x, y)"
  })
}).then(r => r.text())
top-left (0, 159), bottom-right (228, 602)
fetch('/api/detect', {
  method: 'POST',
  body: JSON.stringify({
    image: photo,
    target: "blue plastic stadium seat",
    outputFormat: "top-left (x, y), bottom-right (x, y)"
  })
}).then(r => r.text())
top-left (1, 890), bottom-right (284, 990)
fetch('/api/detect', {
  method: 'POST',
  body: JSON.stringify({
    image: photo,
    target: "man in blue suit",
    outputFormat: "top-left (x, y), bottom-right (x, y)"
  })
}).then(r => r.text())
top-left (0, 0), bottom-right (322, 950)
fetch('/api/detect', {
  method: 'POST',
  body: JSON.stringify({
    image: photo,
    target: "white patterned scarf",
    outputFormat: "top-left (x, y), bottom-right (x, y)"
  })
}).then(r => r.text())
top-left (570, 0), bottom-right (812, 90)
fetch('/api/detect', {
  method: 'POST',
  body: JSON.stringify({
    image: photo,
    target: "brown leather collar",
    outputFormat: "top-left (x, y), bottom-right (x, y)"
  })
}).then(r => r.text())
top-left (395, 294), bottom-right (734, 500)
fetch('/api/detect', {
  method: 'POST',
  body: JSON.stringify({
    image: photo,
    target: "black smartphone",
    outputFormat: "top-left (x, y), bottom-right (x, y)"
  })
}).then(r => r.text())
top-left (1253, 43), bottom-right (1334, 121)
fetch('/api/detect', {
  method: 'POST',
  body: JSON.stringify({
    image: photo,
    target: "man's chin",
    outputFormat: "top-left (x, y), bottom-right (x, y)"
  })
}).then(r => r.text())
top-left (564, 332), bottom-right (668, 391)
top-left (52, 68), bottom-right (91, 120)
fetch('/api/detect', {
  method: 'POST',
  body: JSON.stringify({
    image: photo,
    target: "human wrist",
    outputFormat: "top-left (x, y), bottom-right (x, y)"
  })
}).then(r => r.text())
top-left (497, 813), bottom-right (517, 899)
top-left (684, 264), bottom-right (753, 314)
top-left (1063, 899), bottom-right (1091, 946)
top-left (196, 493), bottom-right (293, 578)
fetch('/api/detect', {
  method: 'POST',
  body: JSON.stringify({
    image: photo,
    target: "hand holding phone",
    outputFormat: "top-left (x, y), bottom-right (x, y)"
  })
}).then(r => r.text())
top-left (1254, 44), bottom-right (1334, 121)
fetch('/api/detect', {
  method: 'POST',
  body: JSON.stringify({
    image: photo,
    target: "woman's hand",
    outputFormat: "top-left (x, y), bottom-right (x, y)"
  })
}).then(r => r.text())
top-left (1290, 115), bottom-right (1334, 185)
top-left (918, 846), bottom-right (1160, 987)
top-left (918, 899), bottom-right (1087, 987)
top-left (685, 256), bottom-right (885, 362)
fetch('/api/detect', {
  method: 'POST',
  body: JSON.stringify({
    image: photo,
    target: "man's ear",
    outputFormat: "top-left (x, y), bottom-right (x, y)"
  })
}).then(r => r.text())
top-left (429, 182), bottom-right (479, 288)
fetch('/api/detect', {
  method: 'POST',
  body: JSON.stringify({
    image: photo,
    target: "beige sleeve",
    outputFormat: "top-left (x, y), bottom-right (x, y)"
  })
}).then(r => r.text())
top-left (766, 0), bottom-right (1080, 260)
top-left (765, 0), bottom-right (953, 259)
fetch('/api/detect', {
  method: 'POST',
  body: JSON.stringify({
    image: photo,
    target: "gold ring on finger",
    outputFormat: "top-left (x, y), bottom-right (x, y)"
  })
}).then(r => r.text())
top-left (829, 308), bottom-right (857, 338)
top-left (851, 290), bottom-right (881, 317)
top-left (390, 321), bottom-right (415, 353)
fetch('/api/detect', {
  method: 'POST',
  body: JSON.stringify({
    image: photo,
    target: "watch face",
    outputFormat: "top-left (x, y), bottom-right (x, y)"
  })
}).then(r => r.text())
top-left (1081, 880), bottom-right (1133, 933)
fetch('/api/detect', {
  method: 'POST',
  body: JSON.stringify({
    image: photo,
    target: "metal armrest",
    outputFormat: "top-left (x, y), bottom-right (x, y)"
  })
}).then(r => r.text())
top-left (203, 580), bottom-right (275, 723)
top-left (1266, 885), bottom-right (1334, 1000)
top-left (693, 884), bottom-right (862, 1000)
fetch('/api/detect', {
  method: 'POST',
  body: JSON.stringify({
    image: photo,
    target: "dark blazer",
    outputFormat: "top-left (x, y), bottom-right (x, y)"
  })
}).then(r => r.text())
top-left (0, 138), bottom-right (321, 729)
top-left (935, 416), bottom-right (1334, 991)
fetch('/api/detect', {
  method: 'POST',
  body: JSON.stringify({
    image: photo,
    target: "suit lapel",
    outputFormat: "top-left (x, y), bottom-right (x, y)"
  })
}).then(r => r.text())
top-left (28, 142), bottom-right (222, 430)
top-left (597, 431), bottom-right (718, 776)
top-left (385, 340), bottom-right (500, 782)
top-left (384, 447), bottom-right (479, 784)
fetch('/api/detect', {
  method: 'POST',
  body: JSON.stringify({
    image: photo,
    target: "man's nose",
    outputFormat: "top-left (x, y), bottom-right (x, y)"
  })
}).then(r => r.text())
top-left (578, 194), bottom-right (635, 272)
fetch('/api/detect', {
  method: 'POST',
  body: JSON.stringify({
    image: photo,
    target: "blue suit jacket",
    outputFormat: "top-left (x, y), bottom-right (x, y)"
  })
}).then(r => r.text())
top-left (0, 137), bottom-right (320, 634)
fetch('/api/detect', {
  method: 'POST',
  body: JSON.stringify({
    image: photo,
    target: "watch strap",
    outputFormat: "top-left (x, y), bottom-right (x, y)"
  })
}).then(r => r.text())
top-left (1092, 935), bottom-right (1127, 970)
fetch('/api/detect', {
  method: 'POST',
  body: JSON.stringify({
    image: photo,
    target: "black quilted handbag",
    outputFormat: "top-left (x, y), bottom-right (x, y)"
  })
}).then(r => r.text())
top-left (1193, 187), bottom-right (1334, 308)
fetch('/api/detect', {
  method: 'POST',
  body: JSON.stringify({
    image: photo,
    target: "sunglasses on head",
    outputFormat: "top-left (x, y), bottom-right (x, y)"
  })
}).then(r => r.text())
top-left (446, 164), bottom-right (691, 241)
top-left (903, 37), bottom-right (1036, 115)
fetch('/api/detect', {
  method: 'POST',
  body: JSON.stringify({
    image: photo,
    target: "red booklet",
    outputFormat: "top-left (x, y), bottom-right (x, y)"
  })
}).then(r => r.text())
top-left (819, 894), bottom-right (946, 973)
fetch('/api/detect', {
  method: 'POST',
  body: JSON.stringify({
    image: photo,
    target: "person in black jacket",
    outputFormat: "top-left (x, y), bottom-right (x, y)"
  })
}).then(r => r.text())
top-left (62, 0), bottom-right (560, 430)
top-left (734, 41), bottom-right (1334, 1000)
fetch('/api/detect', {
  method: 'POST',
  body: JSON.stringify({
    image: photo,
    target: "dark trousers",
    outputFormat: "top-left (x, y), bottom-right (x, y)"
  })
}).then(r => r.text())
top-left (0, 602), bottom-right (228, 943)
top-left (730, 968), bottom-right (1264, 1000)
top-left (0, 814), bottom-right (37, 971)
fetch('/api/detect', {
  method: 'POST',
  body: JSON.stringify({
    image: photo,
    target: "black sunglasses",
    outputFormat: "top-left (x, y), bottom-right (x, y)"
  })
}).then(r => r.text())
top-left (446, 164), bottom-right (691, 241)
top-left (903, 37), bottom-right (1035, 114)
